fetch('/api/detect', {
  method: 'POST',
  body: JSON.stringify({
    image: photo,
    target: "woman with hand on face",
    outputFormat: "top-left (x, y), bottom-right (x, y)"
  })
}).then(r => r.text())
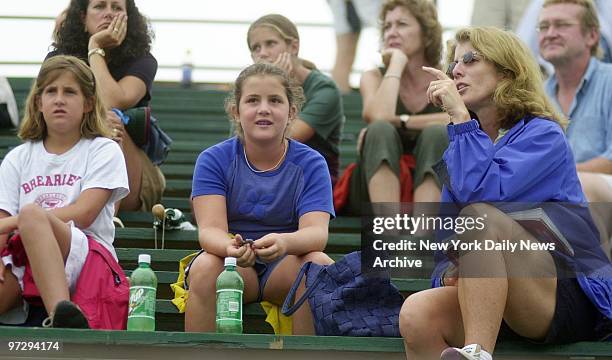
top-left (247, 14), bottom-right (344, 186)
top-left (51, 0), bottom-right (164, 212)
top-left (399, 27), bottom-right (612, 360)
top-left (346, 0), bottom-right (450, 215)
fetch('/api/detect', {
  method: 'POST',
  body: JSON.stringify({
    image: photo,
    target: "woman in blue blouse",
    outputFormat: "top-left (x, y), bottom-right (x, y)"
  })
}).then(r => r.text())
top-left (399, 27), bottom-right (612, 360)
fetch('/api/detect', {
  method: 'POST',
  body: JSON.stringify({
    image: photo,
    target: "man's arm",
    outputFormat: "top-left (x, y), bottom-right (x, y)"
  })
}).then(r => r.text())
top-left (576, 157), bottom-right (612, 174)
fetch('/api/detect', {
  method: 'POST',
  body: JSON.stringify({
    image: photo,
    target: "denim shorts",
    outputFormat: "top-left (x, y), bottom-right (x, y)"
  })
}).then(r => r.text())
top-left (184, 250), bottom-right (286, 302)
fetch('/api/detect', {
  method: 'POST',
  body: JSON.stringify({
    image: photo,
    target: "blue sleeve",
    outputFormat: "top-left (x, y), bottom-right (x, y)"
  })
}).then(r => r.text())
top-left (297, 153), bottom-right (336, 219)
top-left (442, 119), bottom-right (568, 203)
top-left (191, 145), bottom-right (229, 199)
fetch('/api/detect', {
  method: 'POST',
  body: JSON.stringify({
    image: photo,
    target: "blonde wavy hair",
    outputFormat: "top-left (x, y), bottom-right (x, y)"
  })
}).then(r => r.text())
top-left (247, 14), bottom-right (317, 71)
top-left (18, 55), bottom-right (111, 140)
top-left (379, 0), bottom-right (443, 68)
top-left (225, 62), bottom-right (305, 142)
top-left (543, 0), bottom-right (601, 57)
top-left (446, 27), bottom-right (565, 129)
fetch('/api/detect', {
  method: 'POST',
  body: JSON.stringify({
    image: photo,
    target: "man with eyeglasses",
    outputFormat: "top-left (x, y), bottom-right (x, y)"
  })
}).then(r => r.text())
top-left (516, 0), bottom-right (612, 75)
top-left (539, 0), bottom-right (612, 256)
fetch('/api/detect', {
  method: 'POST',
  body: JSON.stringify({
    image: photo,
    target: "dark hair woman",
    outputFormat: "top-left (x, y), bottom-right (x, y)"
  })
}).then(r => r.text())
top-left (51, 0), bottom-right (164, 212)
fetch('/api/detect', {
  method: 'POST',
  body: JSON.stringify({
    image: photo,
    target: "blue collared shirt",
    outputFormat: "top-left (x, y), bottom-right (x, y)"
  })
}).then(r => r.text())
top-left (545, 58), bottom-right (612, 163)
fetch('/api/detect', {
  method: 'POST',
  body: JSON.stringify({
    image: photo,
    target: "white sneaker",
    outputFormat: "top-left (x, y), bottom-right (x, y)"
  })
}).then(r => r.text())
top-left (440, 344), bottom-right (484, 360)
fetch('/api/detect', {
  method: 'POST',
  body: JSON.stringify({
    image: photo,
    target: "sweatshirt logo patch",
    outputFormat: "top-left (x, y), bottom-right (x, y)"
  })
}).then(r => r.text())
top-left (35, 193), bottom-right (67, 209)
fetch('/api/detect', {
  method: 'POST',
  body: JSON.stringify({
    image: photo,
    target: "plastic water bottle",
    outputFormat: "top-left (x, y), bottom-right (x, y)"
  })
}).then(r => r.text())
top-left (181, 49), bottom-right (193, 88)
top-left (127, 254), bottom-right (157, 331)
top-left (216, 257), bottom-right (244, 333)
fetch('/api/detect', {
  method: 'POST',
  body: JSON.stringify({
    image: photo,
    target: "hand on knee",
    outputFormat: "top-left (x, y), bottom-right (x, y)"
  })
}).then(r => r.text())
top-left (17, 204), bottom-right (46, 230)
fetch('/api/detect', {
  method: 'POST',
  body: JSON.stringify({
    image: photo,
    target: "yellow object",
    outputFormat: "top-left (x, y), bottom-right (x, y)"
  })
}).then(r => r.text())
top-left (170, 252), bottom-right (198, 313)
top-left (260, 301), bottom-right (293, 335)
top-left (170, 235), bottom-right (293, 335)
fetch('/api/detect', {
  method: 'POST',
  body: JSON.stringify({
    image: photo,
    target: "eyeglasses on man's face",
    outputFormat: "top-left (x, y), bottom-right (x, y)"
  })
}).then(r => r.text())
top-left (446, 51), bottom-right (481, 79)
top-left (536, 20), bottom-right (580, 33)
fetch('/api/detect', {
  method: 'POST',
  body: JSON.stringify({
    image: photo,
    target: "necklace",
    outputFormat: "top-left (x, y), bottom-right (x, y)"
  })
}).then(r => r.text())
top-left (243, 140), bottom-right (287, 173)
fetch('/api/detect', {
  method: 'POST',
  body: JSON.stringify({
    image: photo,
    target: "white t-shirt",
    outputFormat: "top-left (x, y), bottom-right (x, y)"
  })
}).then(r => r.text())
top-left (0, 137), bottom-right (129, 258)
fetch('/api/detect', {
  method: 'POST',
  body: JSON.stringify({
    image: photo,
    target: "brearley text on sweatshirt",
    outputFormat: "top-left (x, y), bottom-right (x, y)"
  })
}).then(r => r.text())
top-left (21, 174), bottom-right (82, 194)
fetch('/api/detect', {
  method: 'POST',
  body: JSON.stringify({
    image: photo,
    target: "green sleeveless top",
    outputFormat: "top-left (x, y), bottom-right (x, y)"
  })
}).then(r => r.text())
top-left (378, 67), bottom-right (439, 116)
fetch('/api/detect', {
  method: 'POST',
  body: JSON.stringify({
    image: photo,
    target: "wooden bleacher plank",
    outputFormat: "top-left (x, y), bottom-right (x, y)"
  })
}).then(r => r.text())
top-left (0, 326), bottom-right (608, 359)
top-left (0, 327), bottom-right (407, 359)
top-left (117, 211), bottom-right (360, 232)
top-left (114, 228), bottom-right (360, 252)
top-left (121, 268), bottom-right (431, 296)
top-left (154, 299), bottom-right (265, 316)
top-left (116, 247), bottom-right (194, 270)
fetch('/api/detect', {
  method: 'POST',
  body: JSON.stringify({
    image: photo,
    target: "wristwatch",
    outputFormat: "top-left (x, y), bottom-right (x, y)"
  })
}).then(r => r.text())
top-left (399, 114), bottom-right (410, 129)
top-left (87, 48), bottom-right (106, 60)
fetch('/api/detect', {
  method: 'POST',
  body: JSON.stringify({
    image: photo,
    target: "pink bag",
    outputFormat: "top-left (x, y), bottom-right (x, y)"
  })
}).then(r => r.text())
top-left (3, 234), bottom-right (129, 330)
top-left (71, 238), bottom-right (130, 330)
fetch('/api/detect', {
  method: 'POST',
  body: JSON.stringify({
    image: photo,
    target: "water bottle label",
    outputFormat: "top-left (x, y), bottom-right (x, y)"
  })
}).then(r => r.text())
top-left (128, 285), bottom-right (156, 320)
top-left (216, 289), bottom-right (243, 321)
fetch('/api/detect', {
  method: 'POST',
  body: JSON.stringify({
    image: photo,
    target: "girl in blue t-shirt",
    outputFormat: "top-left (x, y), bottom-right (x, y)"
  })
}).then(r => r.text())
top-left (183, 62), bottom-right (335, 334)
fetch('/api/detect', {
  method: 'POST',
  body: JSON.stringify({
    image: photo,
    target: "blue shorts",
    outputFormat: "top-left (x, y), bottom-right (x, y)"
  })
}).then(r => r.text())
top-left (184, 250), bottom-right (286, 302)
top-left (499, 254), bottom-right (611, 343)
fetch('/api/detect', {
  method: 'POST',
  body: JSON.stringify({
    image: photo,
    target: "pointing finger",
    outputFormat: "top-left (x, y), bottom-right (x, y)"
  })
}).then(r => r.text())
top-left (422, 66), bottom-right (449, 80)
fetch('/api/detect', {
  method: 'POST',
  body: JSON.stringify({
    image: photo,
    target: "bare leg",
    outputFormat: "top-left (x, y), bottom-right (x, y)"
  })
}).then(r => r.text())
top-left (17, 204), bottom-right (72, 315)
top-left (0, 268), bottom-right (21, 314)
top-left (413, 175), bottom-right (441, 234)
top-left (578, 172), bottom-right (612, 258)
top-left (331, 32), bottom-right (358, 94)
top-left (368, 163), bottom-right (400, 203)
top-left (413, 175), bottom-right (441, 203)
top-left (401, 203), bottom-right (557, 358)
top-left (457, 204), bottom-right (557, 352)
top-left (578, 171), bottom-right (612, 203)
top-left (263, 252), bottom-right (333, 335)
top-left (184, 253), bottom-right (259, 332)
top-left (118, 135), bottom-right (144, 211)
top-left (400, 287), bottom-right (464, 360)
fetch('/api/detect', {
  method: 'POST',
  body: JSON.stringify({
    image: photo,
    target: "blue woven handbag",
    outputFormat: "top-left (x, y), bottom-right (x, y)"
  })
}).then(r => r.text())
top-left (281, 251), bottom-right (404, 336)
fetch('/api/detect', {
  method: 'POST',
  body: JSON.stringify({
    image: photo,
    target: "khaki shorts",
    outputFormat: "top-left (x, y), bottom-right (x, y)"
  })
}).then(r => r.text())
top-left (138, 149), bottom-right (166, 212)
